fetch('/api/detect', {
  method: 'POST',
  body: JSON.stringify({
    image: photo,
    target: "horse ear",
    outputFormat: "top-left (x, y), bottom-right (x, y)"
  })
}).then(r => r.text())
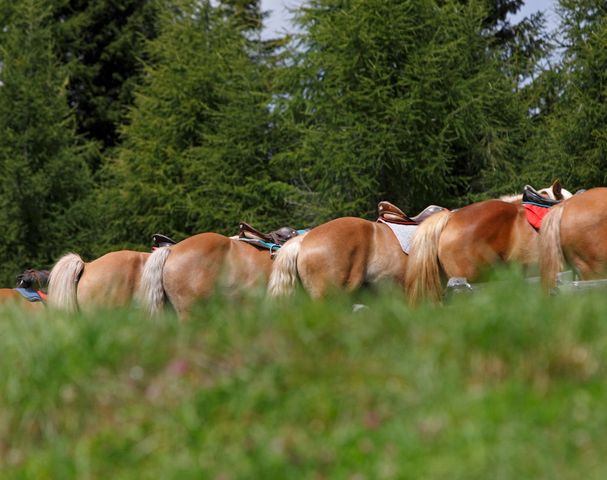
top-left (551, 179), bottom-right (562, 199)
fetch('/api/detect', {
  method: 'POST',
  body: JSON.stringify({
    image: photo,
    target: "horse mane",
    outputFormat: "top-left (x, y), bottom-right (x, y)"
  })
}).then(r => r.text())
top-left (499, 193), bottom-right (522, 203)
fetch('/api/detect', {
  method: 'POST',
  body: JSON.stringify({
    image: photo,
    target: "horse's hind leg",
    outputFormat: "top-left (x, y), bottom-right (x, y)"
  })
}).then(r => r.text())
top-left (298, 250), bottom-right (365, 298)
top-left (164, 282), bottom-right (212, 320)
top-left (163, 262), bottom-right (220, 320)
top-left (300, 272), bottom-right (329, 299)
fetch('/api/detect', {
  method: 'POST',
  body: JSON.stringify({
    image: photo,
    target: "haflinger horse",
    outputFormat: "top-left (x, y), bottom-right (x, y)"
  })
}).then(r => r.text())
top-left (540, 187), bottom-right (607, 290)
top-left (267, 202), bottom-right (445, 299)
top-left (0, 269), bottom-right (49, 311)
top-left (48, 250), bottom-right (150, 312)
top-left (140, 232), bottom-right (279, 319)
top-left (404, 180), bottom-right (573, 304)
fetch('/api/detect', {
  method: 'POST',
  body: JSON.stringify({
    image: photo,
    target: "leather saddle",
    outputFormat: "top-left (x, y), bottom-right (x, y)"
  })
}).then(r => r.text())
top-left (522, 185), bottom-right (561, 207)
top-left (152, 233), bottom-right (177, 249)
top-left (378, 201), bottom-right (445, 225)
top-left (239, 222), bottom-right (299, 246)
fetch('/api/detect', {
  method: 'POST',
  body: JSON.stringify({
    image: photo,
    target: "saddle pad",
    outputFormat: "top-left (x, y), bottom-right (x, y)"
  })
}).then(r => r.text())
top-left (378, 219), bottom-right (418, 254)
top-left (523, 204), bottom-right (551, 230)
top-left (378, 216), bottom-right (417, 225)
top-left (238, 237), bottom-right (281, 252)
top-left (238, 229), bottom-right (309, 253)
top-left (14, 288), bottom-right (45, 302)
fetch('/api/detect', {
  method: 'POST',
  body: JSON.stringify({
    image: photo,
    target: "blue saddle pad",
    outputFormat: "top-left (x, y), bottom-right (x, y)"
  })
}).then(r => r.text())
top-left (238, 229), bottom-right (309, 252)
top-left (14, 288), bottom-right (44, 302)
top-left (238, 237), bottom-right (281, 252)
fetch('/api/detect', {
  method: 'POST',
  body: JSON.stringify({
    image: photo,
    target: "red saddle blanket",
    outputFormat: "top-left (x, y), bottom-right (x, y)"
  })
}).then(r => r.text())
top-left (523, 204), bottom-right (551, 230)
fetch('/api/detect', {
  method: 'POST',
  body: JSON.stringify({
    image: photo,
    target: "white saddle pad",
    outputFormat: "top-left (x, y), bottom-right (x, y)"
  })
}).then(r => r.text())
top-left (378, 219), bottom-right (418, 254)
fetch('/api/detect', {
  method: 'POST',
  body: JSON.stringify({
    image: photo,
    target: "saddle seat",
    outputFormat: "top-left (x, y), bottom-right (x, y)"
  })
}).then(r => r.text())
top-left (239, 223), bottom-right (299, 247)
top-left (378, 201), bottom-right (445, 225)
top-left (152, 233), bottom-right (177, 249)
top-left (521, 185), bottom-right (562, 230)
top-left (522, 185), bottom-right (561, 207)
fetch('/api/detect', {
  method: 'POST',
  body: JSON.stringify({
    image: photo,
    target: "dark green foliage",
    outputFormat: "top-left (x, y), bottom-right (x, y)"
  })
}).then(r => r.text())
top-left (51, 0), bottom-right (161, 158)
top-left (272, 0), bottom-right (530, 222)
top-left (557, 0), bottom-right (607, 187)
top-left (218, 0), bottom-right (264, 31)
top-left (0, 0), bottom-right (603, 269)
top-left (0, 0), bottom-right (93, 284)
top-left (97, 0), bottom-right (293, 248)
top-left (524, 0), bottom-right (607, 191)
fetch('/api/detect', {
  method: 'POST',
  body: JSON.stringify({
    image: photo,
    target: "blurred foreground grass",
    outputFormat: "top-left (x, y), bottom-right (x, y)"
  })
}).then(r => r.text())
top-left (1, 272), bottom-right (607, 479)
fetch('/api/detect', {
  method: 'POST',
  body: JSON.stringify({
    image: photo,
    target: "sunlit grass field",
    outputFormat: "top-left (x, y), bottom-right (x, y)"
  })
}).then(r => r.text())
top-left (1, 271), bottom-right (607, 479)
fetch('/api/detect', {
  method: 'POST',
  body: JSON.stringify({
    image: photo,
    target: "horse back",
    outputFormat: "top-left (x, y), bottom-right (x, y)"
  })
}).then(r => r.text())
top-left (444, 200), bottom-right (524, 248)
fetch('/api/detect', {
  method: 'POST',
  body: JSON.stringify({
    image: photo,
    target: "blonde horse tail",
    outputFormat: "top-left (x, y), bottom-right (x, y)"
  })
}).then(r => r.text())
top-left (48, 253), bottom-right (85, 312)
top-left (405, 210), bottom-right (452, 304)
top-left (139, 247), bottom-right (171, 316)
top-left (539, 203), bottom-right (565, 291)
top-left (268, 232), bottom-right (308, 297)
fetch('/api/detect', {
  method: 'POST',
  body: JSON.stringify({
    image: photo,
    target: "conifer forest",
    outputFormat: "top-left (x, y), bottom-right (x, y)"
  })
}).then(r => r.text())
top-left (0, 0), bottom-right (605, 282)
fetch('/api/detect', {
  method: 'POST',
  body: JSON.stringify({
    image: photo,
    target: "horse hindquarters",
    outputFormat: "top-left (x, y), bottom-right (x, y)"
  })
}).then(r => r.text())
top-left (140, 247), bottom-right (171, 316)
top-left (48, 253), bottom-right (85, 312)
top-left (548, 188), bottom-right (607, 282)
top-left (296, 218), bottom-right (376, 298)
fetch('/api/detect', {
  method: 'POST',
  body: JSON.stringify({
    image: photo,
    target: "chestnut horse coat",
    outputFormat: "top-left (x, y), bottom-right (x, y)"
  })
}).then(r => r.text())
top-left (268, 217), bottom-right (408, 298)
top-left (404, 182), bottom-right (571, 303)
top-left (540, 187), bottom-right (607, 289)
top-left (48, 251), bottom-right (150, 312)
top-left (141, 232), bottom-right (274, 319)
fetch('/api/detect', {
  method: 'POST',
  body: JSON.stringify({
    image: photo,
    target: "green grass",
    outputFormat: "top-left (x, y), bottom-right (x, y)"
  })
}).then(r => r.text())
top-left (1, 274), bottom-right (607, 479)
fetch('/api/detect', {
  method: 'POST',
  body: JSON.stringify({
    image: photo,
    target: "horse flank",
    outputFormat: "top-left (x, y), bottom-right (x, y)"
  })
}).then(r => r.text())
top-left (267, 233), bottom-right (308, 297)
top-left (404, 210), bottom-right (452, 304)
top-left (139, 246), bottom-right (171, 315)
top-left (48, 253), bottom-right (85, 312)
top-left (539, 203), bottom-right (566, 290)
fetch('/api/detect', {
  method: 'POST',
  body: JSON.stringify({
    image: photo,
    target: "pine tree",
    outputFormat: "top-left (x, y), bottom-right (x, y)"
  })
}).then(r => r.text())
top-left (50, 0), bottom-right (161, 160)
top-left (525, 0), bottom-right (607, 190)
top-left (0, 0), bottom-right (93, 284)
top-left (98, 0), bottom-right (292, 248)
top-left (272, 0), bottom-right (530, 221)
